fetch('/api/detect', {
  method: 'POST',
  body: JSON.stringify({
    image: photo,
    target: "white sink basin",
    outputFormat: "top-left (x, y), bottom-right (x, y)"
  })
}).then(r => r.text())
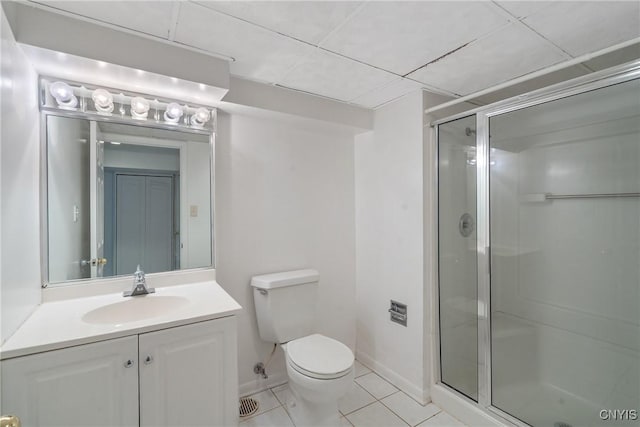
top-left (82, 295), bottom-right (190, 324)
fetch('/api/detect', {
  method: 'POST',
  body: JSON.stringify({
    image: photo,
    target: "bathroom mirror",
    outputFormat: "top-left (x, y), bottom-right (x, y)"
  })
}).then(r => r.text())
top-left (44, 113), bottom-right (214, 285)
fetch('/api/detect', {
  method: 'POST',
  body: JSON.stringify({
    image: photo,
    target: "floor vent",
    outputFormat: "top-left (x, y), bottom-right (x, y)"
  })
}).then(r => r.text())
top-left (554, 422), bottom-right (572, 427)
top-left (239, 397), bottom-right (259, 418)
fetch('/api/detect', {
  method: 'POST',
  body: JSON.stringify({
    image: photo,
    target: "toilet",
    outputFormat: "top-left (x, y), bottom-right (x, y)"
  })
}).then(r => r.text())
top-left (251, 269), bottom-right (354, 426)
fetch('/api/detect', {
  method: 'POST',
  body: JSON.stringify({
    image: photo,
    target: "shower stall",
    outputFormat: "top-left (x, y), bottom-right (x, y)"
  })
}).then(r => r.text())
top-left (435, 60), bottom-right (640, 427)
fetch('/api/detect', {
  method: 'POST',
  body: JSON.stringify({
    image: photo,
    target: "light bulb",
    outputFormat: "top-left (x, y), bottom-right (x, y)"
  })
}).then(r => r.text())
top-left (49, 81), bottom-right (77, 108)
top-left (131, 96), bottom-right (150, 119)
top-left (164, 102), bottom-right (183, 123)
top-left (92, 89), bottom-right (113, 113)
top-left (191, 107), bottom-right (210, 127)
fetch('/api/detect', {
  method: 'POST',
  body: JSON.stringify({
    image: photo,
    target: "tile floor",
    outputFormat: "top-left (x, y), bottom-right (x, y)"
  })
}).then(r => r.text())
top-left (239, 360), bottom-right (466, 427)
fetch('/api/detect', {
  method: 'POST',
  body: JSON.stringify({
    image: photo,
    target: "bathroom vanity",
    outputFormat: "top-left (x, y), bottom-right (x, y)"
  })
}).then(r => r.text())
top-left (0, 49), bottom-right (243, 426)
top-left (0, 72), bottom-right (242, 425)
top-left (0, 281), bottom-right (242, 426)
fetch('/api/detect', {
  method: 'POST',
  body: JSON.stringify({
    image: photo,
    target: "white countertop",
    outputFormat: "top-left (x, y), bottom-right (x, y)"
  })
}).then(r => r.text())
top-left (0, 281), bottom-right (242, 360)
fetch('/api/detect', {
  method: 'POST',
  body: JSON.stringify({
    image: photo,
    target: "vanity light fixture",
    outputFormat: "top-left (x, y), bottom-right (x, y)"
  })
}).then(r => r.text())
top-left (41, 78), bottom-right (214, 131)
top-left (164, 102), bottom-right (183, 123)
top-left (191, 107), bottom-right (211, 127)
top-left (92, 88), bottom-right (114, 114)
top-left (49, 81), bottom-right (78, 109)
top-left (131, 96), bottom-right (150, 119)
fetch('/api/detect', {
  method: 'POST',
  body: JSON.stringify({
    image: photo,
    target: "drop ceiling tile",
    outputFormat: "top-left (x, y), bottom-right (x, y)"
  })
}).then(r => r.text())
top-left (321, 1), bottom-right (510, 75)
top-left (193, 1), bottom-right (363, 45)
top-left (351, 77), bottom-right (424, 109)
top-left (495, 1), bottom-right (554, 19)
top-left (32, 1), bottom-right (175, 38)
top-left (278, 50), bottom-right (397, 102)
top-left (408, 23), bottom-right (567, 96)
top-left (174, 3), bottom-right (314, 83)
top-left (523, 1), bottom-right (640, 57)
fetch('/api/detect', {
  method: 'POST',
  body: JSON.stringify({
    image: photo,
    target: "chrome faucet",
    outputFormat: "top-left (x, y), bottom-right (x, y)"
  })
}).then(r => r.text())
top-left (123, 265), bottom-right (155, 297)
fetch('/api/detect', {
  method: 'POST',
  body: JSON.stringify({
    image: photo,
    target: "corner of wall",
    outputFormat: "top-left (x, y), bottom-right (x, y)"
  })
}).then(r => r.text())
top-left (354, 89), bottom-right (429, 402)
top-left (0, 6), bottom-right (42, 344)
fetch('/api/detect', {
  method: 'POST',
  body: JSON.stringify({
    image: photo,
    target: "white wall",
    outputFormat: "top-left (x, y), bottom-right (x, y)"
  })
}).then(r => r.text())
top-left (0, 7), bottom-right (41, 344)
top-left (185, 141), bottom-right (211, 268)
top-left (47, 116), bottom-right (90, 282)
top-left (354, 90), bottom-right (428, 402)
top-left (215, 111), bottom-right (356, 395)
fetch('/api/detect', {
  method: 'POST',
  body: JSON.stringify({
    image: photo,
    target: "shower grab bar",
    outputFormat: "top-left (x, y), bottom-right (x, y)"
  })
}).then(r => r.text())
top-left (545, 192), bottom-right (640, 200)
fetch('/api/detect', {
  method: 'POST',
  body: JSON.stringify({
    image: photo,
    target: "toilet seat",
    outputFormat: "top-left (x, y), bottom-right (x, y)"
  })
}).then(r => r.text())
top-left (286, 334), bottom-right (354, 380)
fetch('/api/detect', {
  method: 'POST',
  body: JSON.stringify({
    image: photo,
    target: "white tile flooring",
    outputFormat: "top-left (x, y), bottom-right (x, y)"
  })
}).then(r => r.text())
top-left (239, 360), bottom-right (466, 427)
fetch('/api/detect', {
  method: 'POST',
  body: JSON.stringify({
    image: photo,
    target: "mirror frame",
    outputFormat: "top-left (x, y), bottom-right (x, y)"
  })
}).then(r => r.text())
top-left (39, 107), bottom-right (216, 288)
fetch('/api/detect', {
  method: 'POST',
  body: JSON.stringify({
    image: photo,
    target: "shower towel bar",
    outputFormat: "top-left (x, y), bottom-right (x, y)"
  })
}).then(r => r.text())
top-left (545, 192), bottom-right (640, 200)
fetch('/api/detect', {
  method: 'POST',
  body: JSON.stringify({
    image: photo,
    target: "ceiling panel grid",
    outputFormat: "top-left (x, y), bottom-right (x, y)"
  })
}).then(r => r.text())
top-left (29, 0), bottom-right (640, 109)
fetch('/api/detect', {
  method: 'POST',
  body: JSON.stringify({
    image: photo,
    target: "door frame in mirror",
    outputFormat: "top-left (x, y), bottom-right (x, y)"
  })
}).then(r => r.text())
top-left (39, 109), bottom-right (216, 288)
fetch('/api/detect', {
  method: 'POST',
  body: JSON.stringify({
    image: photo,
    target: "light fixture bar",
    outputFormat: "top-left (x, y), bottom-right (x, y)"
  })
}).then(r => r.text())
top-left (39, 77), bottom-right (214, 131)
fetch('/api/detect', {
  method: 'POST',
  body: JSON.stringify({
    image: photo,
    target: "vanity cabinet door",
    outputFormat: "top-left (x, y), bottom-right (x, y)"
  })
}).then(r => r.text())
top-left (0, 336), bottom-right (139, 426)
top-left (138, 317), bottom-right (238, 427)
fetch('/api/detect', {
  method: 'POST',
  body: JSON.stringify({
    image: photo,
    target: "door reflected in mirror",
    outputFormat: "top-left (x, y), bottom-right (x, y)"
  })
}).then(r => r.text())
top-left (46, 115), bottom-right (213, 285)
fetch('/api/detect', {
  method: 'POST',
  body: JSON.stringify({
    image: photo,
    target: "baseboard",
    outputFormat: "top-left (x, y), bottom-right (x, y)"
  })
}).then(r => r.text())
top-left (355, 350), bottom-right (430, 405)
top-left (431, 384), bottom-right (508, 426)
top-left (239, 371), bottom-right (288, 398)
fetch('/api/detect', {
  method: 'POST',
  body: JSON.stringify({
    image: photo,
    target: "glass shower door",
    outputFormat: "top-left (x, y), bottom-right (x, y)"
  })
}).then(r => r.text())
top-left (489, 78), bottom-right (640, 427)
top-left (438, 115), bottom-right (478, 401)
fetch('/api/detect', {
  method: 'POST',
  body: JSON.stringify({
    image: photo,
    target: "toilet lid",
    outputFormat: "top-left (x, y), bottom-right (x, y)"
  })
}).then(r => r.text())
top-left (287, 334), bottom-right (354, 380)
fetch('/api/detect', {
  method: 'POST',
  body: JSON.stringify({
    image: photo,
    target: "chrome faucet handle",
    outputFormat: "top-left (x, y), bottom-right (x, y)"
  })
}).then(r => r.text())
top-left (133, 265), bottom-right (145, 282)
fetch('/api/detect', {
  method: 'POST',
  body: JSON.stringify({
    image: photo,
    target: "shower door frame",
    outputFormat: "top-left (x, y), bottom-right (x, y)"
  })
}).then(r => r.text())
top-left (432, 59), bottom-right (640, 427)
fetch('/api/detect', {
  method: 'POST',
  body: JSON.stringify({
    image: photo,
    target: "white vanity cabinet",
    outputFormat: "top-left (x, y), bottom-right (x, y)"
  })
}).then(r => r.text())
top-left (139, 317), bottom-right (238, 427)
top-left (1, 335), bottom-right (140, 426)
top-left (1, 317), bottom-right (238, 427)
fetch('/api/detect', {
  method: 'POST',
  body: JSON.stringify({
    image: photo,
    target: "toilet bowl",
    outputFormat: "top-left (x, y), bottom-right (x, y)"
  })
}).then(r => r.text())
top-left (282, 334), bottom-right (354, 426)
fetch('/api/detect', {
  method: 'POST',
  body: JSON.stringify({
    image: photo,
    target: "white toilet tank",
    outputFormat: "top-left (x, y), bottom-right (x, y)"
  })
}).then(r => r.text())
top-left (251, 269), bottom-right (319, 343)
